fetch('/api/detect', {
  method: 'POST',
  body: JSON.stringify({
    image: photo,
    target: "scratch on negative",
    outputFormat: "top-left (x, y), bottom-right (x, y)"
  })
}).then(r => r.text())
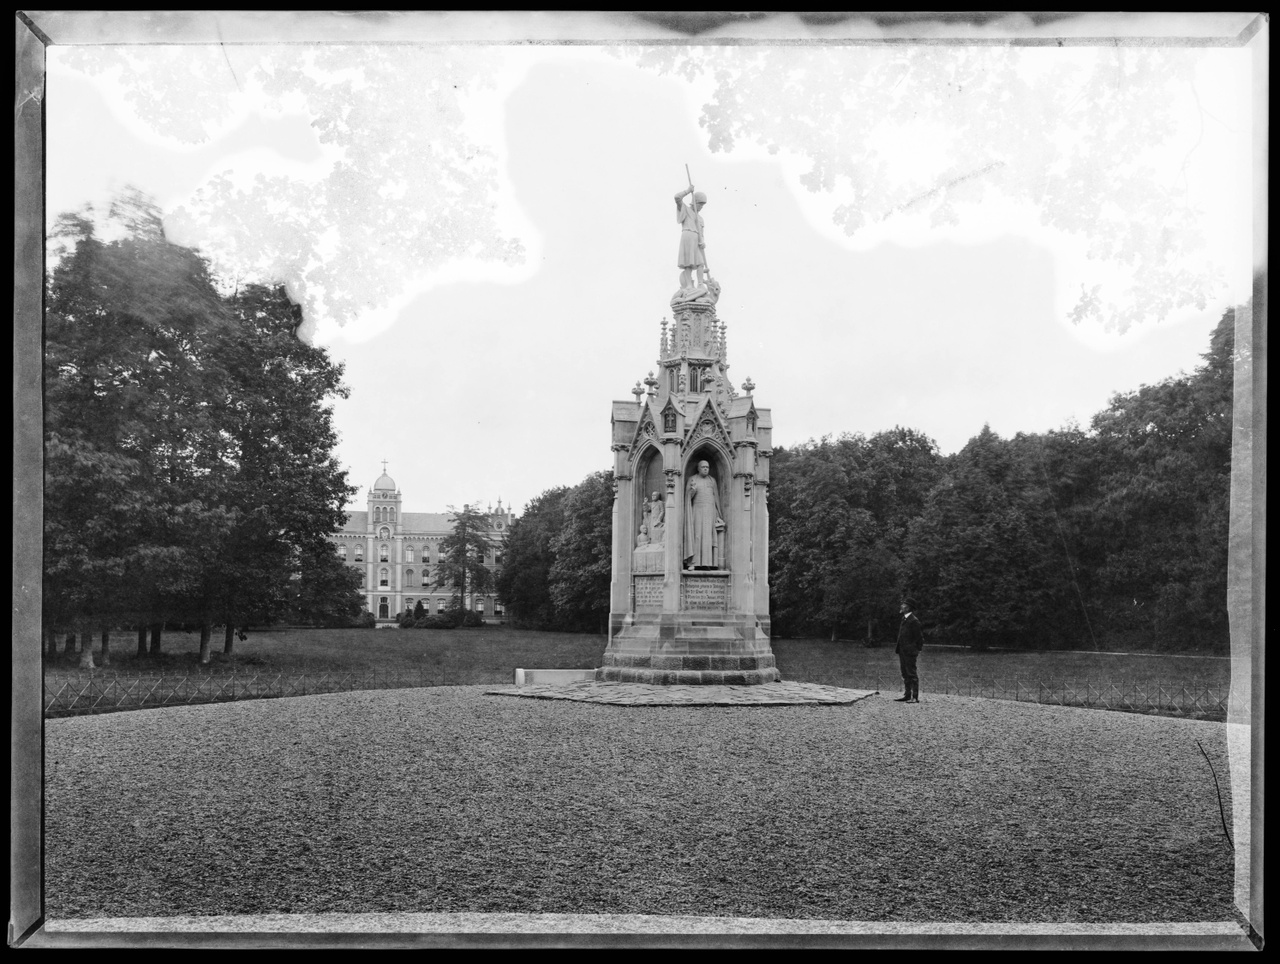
top-left (15, 84), bottom-right (43, 118)
top-left (892, 160), bottom-right (1006, 216)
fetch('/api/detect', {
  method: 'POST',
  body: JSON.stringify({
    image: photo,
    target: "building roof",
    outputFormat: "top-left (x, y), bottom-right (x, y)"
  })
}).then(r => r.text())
top-left (339, 511), bottom-right (459, 535)
top-left (373, 471), bottom-right (397, 491)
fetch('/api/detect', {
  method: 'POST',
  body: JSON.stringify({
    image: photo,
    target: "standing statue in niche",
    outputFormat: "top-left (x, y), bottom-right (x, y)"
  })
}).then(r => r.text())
top-left (644, 490), bottom-right (665, 545)
top-left (684, 460), bottom-right (725, 570)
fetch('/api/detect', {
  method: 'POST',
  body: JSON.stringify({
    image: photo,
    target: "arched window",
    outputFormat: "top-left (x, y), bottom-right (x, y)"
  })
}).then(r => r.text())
top-left (436, 599), bottom-right (447, 614)
top-left (421, 570), bottom-right (430, 586)
top-left (390, 507), bottom-right (396, 523)
top-left (475, 599), bottom-right (486, 613)
top-left (405, 546), bottom-right (415, 563)
top-left (380, 544), bottom-right (389, 562)
top-left (379, 568), bottom-right (389, 587)
top-left (337, 545), bottom-right (347, 561)
top-left (406, 569), bottom-right (414, 586)
top-left (354, 546), bottom-right (364, 562)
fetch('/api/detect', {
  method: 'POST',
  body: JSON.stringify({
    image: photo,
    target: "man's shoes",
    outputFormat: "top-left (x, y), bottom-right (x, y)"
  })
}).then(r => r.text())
top-left (907, 698), bottom-right (919, 703)
top-left (893, 696), bottom-right (910, 702)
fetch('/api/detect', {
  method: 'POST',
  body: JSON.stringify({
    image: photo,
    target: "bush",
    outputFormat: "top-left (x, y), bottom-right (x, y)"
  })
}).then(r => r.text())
top-left (353, 612), bottom-right (376, 629)
top-left (397, 612), bottom-right (417, 628)
top-left (418, 615), bottom-right (457, 629)
top-left (459, 611), bottom-right (485, 628)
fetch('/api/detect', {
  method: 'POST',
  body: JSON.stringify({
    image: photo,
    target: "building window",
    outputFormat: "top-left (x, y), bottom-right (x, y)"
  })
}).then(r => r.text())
top-left (406, 569), bottom-right (414, 586)
top-left (337, 545), bottom-right (347, 561)
top-left (437, 600), bottom-right (446, 614)
top-left (475, 599), bottom-right (485, 613)
top-left (380, 544), bottom-right (389, 562)
top-left (421, 570), bottom-right (430, 586)
top-left (389, 507), bottom-right (396, 523)
top-left (494, 552), bottom-right (502, 566)
top-left (379, 596), bottom-right (389, 619)
top-left (355, 547), bottom-right (364, 562)
top-left (405, 546), bottom-right (415, 563)
top-left (379, 568), bottom-right (389, 587)
top-left (495, 601), bottom-right (505, 615)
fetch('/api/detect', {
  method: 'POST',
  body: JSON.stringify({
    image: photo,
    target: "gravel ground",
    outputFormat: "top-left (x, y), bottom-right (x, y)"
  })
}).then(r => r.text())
top-left (44, 687), bottom-right (1237, 924)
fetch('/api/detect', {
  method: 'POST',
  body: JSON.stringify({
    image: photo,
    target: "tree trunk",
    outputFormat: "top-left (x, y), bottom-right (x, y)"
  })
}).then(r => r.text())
top-left (223, 622), bottom-right (236, 656)
top-left (99, 628), bottom-right (111, 666)
top-left (45, 627), bottom-right (58, 658)
top-left (63, 632), bottom-right (77, 656)
top-left (198, 621), bottom-right (212, 665)
top-left (136, 625), bottom-right (148, 657)
top-left (149, 622), bottom-right (163, 655)
top-left (77, 626), bottom-right (96, 670)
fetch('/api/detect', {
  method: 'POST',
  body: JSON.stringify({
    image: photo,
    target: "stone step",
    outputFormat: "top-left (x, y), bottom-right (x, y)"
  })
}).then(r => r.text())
top-left (513, 668), bottom-right (597, 687)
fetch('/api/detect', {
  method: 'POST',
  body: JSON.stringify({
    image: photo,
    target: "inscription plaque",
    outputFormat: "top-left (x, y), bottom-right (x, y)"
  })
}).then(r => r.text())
top-left (633, 575), bottom-right (664, 611)
top-left (680, 576), bottom-right (729, 612)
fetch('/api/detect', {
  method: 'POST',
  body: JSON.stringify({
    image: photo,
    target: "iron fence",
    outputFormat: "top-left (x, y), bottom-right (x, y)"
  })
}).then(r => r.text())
top-left (43, 669), bottom-right (1229, 720)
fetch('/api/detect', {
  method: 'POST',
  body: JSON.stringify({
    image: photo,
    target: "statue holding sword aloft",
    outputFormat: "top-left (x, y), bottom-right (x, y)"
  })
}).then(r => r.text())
top-left (674, 165), bottom-right (710, 291)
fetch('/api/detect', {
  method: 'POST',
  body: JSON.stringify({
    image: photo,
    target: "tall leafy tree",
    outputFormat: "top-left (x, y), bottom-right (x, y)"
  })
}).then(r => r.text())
top-left (1078, 309), bottom-right (1235, 649)
top-left (547, 472), bottom-right (615, 634)
top-left (44, 192), bottom-right (358, 663)
top-left (494, 485), bottom-right (571, 630)
top-left (433, 504), bottom-right (499, 618)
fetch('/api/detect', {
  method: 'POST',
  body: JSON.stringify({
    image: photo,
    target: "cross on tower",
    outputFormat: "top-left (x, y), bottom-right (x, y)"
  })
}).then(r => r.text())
top-left (382, 459), bottom-right (388, 473)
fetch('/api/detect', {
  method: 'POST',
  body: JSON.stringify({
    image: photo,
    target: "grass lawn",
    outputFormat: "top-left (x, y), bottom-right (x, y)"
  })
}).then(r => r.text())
top-left (43, 627), bottom-right (1232, 720)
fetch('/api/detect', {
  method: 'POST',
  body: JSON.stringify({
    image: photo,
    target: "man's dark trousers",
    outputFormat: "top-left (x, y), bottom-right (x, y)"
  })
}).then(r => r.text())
top-left (898, 652), bottom-right (919, 700)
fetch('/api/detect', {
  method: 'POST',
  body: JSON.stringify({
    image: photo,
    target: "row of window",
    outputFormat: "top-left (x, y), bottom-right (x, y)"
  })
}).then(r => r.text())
top-left (337, 544), bottom-right (502, 565)
top-left (371, 596), bottom-right (505, 617)
top-left (373, 506), bottom-right (397, 523)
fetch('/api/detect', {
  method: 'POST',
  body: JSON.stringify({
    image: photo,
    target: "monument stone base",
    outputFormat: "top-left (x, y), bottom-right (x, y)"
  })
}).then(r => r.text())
top-left (597, 609), bottom-right (780, 685)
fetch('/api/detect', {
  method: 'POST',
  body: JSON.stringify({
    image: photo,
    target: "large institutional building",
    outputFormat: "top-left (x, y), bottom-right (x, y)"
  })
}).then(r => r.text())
top-left (330, 466), bottom-right (514, 624)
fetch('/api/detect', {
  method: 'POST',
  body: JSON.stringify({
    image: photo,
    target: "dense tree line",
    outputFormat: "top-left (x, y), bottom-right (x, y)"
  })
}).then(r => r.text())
top-left (43, 192), bottom-right (364, 666)
top-left (496, 311), bottom-right (1235, 653)
top-left (495, 471), bottom-right (614, 634)
top-left (772, 309), bottom-right (1236, 652)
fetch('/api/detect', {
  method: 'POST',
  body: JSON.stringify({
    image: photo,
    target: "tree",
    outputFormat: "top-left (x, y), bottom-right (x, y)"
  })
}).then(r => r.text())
top-left (547, 472), bottom-right (615, 634)
top-left (494, 485), bottom-right (572, 630)
top-left (767, 430), bottom-right (942, 640)
top-left (1076, 308), bottom-right (1235, 649)
top-left (44, 193), bottom-right (235, 662)
top-left (44, 192), bottom-right (358, 661)
top-left (433, 504), bottom-right (499, 618)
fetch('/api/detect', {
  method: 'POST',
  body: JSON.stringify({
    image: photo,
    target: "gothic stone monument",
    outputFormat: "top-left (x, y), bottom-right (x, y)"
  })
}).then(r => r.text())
top-left (595, 182), bottom-right (779, 685)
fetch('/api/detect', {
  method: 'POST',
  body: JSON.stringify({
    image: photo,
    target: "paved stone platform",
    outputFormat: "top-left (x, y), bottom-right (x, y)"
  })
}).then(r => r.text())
top-left (486, 679), bottom-right (876, 707)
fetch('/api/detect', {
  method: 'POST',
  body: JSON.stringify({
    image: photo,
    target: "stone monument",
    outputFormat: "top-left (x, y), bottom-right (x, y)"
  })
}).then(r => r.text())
top-left (596, 181), bottom-right (779, 685)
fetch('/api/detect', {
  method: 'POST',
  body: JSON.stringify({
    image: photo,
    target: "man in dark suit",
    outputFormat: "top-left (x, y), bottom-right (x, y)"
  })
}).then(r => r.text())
top-left (894, 598), bottom-right (924, 703)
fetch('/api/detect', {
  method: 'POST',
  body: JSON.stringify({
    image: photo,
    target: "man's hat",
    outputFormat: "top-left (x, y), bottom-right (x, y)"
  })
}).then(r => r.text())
top-left (693, 191), bottom-right (707, 203)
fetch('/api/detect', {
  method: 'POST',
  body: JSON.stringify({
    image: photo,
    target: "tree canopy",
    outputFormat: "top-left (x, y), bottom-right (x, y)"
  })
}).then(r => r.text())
top-left (43, 191), bottom-right (360, 663)
top-left (624, 45), bottom-right (1225, 333)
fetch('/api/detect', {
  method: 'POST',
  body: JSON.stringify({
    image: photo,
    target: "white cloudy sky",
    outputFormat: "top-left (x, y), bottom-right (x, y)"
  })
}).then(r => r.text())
top-left (44, 14), bottom-right (1256, 516)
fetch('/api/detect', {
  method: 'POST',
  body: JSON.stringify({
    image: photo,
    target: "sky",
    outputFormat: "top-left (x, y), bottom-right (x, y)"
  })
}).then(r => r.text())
top-left (43, 17), bottom-right (1256, 518)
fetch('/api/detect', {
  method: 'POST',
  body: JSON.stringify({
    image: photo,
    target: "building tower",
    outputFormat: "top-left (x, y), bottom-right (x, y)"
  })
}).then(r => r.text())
top-left (596, 223), bottom-right (778, 684)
